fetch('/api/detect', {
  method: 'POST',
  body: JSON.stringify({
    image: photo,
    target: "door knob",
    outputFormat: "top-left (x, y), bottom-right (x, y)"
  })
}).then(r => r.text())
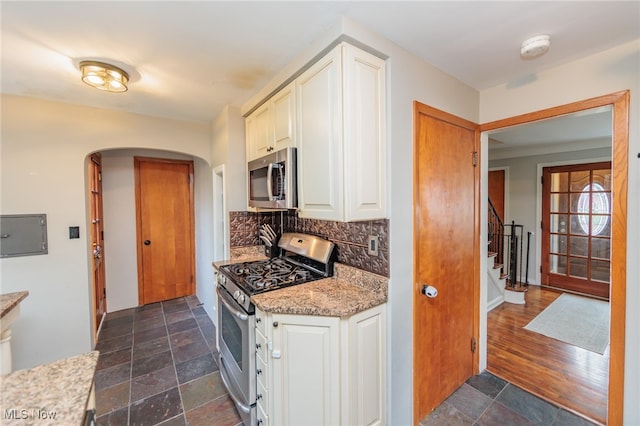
top-left (144, 240), bottom-right (151, 246)
top-left (421, 285), bottom-right (438, 298)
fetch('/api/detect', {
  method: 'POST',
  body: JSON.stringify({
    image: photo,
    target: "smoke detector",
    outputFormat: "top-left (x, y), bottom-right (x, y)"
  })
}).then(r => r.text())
top-left (520, 35), bottom-right (551, 59)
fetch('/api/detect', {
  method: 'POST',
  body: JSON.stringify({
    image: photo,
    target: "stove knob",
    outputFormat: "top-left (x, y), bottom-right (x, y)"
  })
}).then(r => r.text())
top-left (233, 290), bottom-right (241, 300)
top-left (238, 294), bottom-right (246, 304)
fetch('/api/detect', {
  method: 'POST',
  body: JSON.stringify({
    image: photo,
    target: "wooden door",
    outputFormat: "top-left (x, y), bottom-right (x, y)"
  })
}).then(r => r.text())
top-left (413, 102), bottom-right (479, 422)
top-left (89, 153), bottom-right (106, 336)
top-left (488, 169), bottom-right (505, 222)
top-left (541, 162), bottom-right (612, 299)
top-left (135, 157), bottom-right (195, 305)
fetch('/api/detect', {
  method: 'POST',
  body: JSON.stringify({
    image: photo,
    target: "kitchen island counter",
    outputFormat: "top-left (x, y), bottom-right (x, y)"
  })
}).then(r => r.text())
top-left (0, 351), bottom-right (99, 425)
top-left (0, 291), bottom-right (28, 319)
top-left (252, 263), bottom-right (387, 317)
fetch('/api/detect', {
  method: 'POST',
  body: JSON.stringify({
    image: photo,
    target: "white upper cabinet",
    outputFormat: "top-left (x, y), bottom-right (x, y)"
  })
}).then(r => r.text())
top-left (271, 83), bottom-right (296, 151)
top-left (245, 82), bottom-right (296, 162)
top-left (297, 43), bottom-right (386, 221)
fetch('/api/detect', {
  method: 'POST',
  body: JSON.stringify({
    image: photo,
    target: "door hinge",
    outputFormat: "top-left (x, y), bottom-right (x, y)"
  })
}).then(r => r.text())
top-left (541, 221), bottom-right (543, 229)
top-left (472, 152), bottom-right (478, 167)
top-left (540, 265), bottom-right (542, 273)
top-left (540, 175), bottom-right (543, 185)
top-left (471, 337), bottom-right (477, 353)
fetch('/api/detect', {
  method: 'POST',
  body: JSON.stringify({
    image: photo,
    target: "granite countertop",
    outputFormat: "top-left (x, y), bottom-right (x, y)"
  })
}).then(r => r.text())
top-left (0, 351), bottom-right (99, 425)
top-left (212, 248), bottom-right (388, 318)
top-left (0, 291), bottom-right (29, 319)
top-left (212, 246), bottom-right (267, 270)
top-left (252, 277), bottom-right (386, 317)
top-left (252, 263), bottom-right (388, 317)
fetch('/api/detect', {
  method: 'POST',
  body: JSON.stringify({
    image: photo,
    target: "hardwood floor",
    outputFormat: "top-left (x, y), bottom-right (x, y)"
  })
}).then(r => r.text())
top-left (487, 286), bottom-right (609, 425)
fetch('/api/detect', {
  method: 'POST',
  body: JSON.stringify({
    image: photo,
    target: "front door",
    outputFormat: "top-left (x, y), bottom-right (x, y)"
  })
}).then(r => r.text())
top-left (413, 102), bottom-right (479, 422)
top-left (541, 161), bottom-right (612, 299)
top-left (135, 157), bottom-right (195, 305)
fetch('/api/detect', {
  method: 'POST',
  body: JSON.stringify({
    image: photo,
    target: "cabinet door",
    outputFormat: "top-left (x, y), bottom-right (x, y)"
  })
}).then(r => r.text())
top-left (296, 46), bottom-right (343, 221)
top-left (272, 82), bottom-right (296, 151)
top-left (342, 44), bottom-right (387, 221)
top-left (249, 103), bottom-right (272, 161)
top-left (345, 304), bottom-right (387, 426)
top-left (271, 314), bottom-right (341, 426)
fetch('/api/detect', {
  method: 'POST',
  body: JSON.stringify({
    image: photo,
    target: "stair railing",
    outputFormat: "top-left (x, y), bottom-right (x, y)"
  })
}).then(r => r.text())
top-left (487, 198), bottom-right (505, 269)
top-left (488, 198), bottom-right (531, 288)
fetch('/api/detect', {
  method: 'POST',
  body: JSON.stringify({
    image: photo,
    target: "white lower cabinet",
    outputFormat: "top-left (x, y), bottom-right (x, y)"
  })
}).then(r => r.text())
top-left (255, 304), bottom-right (386, 426)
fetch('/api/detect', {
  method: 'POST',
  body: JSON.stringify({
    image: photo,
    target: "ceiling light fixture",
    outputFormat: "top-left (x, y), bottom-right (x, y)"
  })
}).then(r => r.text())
top-left (520, 35), bottom-right (551, 60)
top-left (79, 61), bottom-right (129, 93)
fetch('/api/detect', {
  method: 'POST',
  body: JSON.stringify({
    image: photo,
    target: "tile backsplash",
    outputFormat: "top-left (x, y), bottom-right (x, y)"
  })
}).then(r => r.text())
top-left (229, 211), bottom-right (389, 277)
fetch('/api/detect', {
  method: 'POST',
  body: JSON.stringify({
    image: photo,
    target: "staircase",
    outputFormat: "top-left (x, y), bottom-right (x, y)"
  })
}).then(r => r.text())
top-left (487, 199), bottom-right (529, 309)
top-left (487, 251), bottom-right (507, 310)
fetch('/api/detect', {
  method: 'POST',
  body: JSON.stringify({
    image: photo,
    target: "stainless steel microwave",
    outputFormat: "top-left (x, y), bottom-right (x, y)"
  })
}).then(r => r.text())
top-left (248, 147), bottom-right (297, 209)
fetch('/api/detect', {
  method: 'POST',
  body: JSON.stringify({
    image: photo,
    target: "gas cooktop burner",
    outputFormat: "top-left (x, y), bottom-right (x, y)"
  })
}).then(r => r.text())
top-left (221, 257), bottom-right (322, 294)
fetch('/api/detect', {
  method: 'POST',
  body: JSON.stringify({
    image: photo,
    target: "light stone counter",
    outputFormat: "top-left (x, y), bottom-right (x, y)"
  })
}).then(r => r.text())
top-left (212, 245), bottom-right (267, 270)
top-left (1, 291), bottom-right (29, 375)
top-left (0, 351), bottom-right (99, 425)
top-left (212, 251), bottom-right (388, 317)
top-left (252, 263), bottom-right (387, 317)
top-left (0, 291), bottom-right (28, 319)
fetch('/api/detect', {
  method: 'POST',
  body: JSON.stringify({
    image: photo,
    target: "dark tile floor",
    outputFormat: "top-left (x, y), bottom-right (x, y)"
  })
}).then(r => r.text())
top-left (420, 371), bottom-right (599, 426)
top-left (93, 295), bottom-right (242, 426)
top-left (95, 297), bottom-right (598, 426)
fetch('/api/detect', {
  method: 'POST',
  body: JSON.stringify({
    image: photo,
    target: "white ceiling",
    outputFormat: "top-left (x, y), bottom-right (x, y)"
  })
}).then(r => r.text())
top-left (2, 1), bottom-right (639, 145)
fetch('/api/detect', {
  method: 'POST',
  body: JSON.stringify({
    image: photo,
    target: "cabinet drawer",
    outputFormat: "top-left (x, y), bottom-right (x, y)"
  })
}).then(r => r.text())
top-left (257, 401), bottom-right (270, 426)
top-left (256, 375), bottom-right (269, 415)
top-left (255, 309), bottom-right (268, 336)
top-left (256, 351), bottom-right (268, 388)
top-left (256, 327), bottom-right (269, 362)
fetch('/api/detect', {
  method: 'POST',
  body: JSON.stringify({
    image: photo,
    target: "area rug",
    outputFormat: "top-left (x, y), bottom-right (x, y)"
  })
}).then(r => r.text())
top-left (524, 293), bottom-right (609, 355)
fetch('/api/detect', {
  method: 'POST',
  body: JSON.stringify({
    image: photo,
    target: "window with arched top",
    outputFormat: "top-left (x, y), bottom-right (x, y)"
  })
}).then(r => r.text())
top-left (577, 183), bottom-right (610, 236)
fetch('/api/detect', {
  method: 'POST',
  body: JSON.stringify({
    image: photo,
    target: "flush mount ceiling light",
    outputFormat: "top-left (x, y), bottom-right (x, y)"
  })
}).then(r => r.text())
top-left (520, 35), bottom-right (551, 60)
top-left (79, 61), bottom-right (129, 93)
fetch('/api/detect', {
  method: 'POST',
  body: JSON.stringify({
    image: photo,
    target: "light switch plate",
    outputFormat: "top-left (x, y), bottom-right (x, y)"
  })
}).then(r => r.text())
top-left (368, 235), bottom-right (379, 256)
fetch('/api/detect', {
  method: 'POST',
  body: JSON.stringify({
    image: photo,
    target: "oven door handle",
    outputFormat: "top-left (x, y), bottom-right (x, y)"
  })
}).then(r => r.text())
top-left (216, 285), bottom-right (249, 321)
top-left (217, 353), bottom-right (252, 414)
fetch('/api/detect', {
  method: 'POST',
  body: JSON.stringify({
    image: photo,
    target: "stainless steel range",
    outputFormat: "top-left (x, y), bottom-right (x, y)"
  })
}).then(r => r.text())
top-left (216, 232), bottom-right (335, 426)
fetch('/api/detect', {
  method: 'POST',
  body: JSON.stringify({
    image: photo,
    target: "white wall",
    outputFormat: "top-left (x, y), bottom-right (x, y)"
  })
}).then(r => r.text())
top-left (480, 38), bottom-right (640, 425)
top-left (193, 156), bottom-right (215, 319)
top-left (0, 95), bottom-right (211, 369)
top-left (489, 146), bottom-right (612, 286)
top-left (211, 105), bottom-right (246, 213)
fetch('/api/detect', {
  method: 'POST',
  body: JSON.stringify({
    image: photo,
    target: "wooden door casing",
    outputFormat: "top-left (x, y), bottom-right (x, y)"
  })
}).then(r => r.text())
top-left (480, 91), bottom-right (629, 425)
top-left (134, 157), bottom-right (195, 305)
top-left (89, 153), bottom-right (106, 336)
top-left (413, 102), bottom-right (480, 422)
